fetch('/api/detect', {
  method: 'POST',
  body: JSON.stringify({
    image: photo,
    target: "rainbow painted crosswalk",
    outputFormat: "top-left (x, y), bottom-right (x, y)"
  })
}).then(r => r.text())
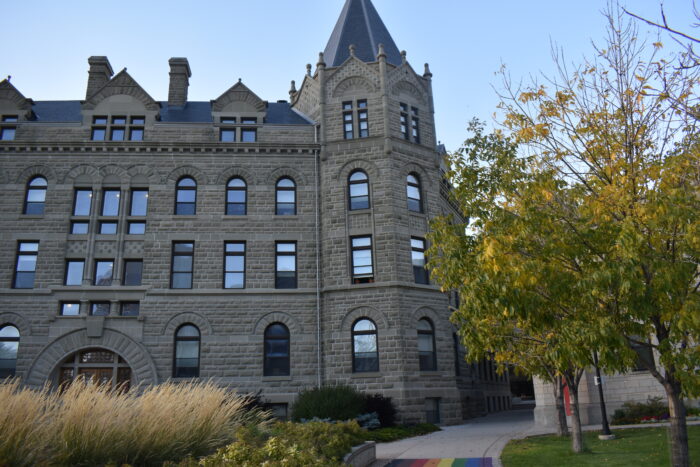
top-left (385, 459), bottom-right (493, 467)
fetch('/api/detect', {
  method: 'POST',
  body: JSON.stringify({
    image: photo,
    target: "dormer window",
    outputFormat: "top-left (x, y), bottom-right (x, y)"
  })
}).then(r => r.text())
top-left (219, 117), bottom-right (258, 143)
top-left (91, 115), bottom-right (145, 141)
top-left (1, 115), bottom-right (18, 141)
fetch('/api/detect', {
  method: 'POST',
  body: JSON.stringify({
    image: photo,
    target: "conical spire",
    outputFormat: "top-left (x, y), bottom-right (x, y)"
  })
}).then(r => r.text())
top-left (324, 0), bottom-right (402, 67)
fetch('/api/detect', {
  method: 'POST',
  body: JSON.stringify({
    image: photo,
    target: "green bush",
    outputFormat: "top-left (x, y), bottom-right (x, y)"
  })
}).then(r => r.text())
top-left (201, 420), bottom-right (366, 466)
top-left (291, 385), bottom-right (365, 422)
top-left (687, 406), bottom-right (700, 417)
top-left (363, 393), bottom-right (397, 427)
top-left (363, 423), bottom-right (441, 442)
top-left (611, 396), bottom-right (668, 425)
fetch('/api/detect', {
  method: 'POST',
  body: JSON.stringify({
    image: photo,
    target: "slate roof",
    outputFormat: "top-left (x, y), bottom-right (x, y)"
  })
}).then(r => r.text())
top-left (26, 101), bottom-right (312, 125)
top-left (324, 0), bottom-right (402, 67)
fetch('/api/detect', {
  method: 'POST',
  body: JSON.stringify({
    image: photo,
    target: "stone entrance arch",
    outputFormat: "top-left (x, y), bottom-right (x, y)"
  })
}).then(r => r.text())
top-left (25, 329), bottom-right (158, 388)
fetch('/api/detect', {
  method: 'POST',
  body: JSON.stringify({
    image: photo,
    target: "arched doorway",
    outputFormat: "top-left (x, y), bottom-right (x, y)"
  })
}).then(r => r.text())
top-left (57, 348), bottom-right (132, 390)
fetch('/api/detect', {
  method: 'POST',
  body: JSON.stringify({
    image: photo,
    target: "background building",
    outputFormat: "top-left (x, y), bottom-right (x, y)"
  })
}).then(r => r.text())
top-left (0, 0), bottom-right (511, 424)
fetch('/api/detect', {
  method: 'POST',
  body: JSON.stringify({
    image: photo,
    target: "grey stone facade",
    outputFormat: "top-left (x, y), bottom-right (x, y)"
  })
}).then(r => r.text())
top-left (0, 0), bottom-right (511, 424)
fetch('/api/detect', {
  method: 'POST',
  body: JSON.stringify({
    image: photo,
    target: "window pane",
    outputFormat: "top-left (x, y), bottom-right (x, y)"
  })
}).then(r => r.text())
top-left (277, 243), bottom-right (295, 253)
top-left (172, 256), bottom-right (192, 272)
top-left (225, 243), bottom-right (245, 253)
top-left (277, 178), bottom-right (294, 188)
top-left (176, 340), bottom-right (199, 359)
top-left (16, 255), bottom-right (37, 272)
top-left (128, 222), bottom-right (146, 234)
top-left (61, 303), bottom-right (80, 316)
top-left (178, 178), bottom-right (196, 187)
top-left (176, 203), bottom-right (195, 215)
top-left (102, 190), bottom-right (120, 216)
top-left (225, 256), bottom-right (244, 271)
top-left (91, 303), bottom-right (110, 316)
top-left (171, 273), bottom-right (192, 288)
top-left (92, 128), bottom-right (106, 141)
top-left (177, 190), bottom-right (196, 203)
top-left (350, 171), bottom-right (367, 182)
top-left (241, 129), bottom-right (256, 142)
top-left (131, 117), bottom-right (145, 125)
top-left (65, 261), bottom-right (84, 285)
top-left (130, 190), bottom-right (148, 216)
top-left (99, 222), bottom-right (118, 234)
top-left (177, 325), bottom-right (199, 337)
top-left (94, 261), bottom-right (113, 285)
top-left (26, 188), bottom-right (46, 203)
top-left (112, 117), bottom-right (126, 125)
top-left (227, 191), bottom-right (246, 203)
top-left (111, 128), bottom-right (125, 141)
top-left (174, 243), bottom-right (194, 253)
top-left (121, 302), bottom-right (140, 316)
top-left (276, 256), bottom-right (295, 272)
top-left (350, 183), bottom-right (368, 197)
top-left (276, 203), bottom-right (295, 216)
top-left (224, 272), bottom-right (244, 288)
top-left (0, 326), bottom-right (19, 338)
top-left (13, 272), bottom-right (35, 289)
top-left (123, 261), bottom-right (143, 286)
top-left (0, 128), bottom-right (16, 141)
top-left (220, 129), bottom-right (236, 142)
top-left (277, 191), bottom-right (295, 204)
top-left (418, 333), bottom-right (434, 352)
top-left (129, 128), bottom-right (144, 141)
top-left (19, 242), bottom-right (39, 252)
top-left (73, 190), bottom-right (92, 216)
top-left (354, 319), bottom-right (376, 332)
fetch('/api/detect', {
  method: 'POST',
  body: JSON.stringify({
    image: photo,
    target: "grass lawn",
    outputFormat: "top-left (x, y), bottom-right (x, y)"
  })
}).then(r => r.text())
top-left (501, 425), bottom-right (700, 467)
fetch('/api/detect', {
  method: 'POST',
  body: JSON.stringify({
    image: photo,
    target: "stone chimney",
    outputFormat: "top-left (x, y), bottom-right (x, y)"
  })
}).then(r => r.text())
top-left (168, 58), bottom-right (191, 107)
top-left (86, 56), bottom-right (114, 99)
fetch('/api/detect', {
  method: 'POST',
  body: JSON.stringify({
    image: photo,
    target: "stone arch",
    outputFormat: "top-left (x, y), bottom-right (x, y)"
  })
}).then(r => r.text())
top-left (214, 167), bottom-right (257, 186)
top-left (99, 164), bottom-right (128, 184)
top-left (267, 167), bottom-right (308, 187)
top-left (332, 75), bottom-right (377, 98)
top-left (253, 312), bottom-right (303, 336)
top-left (127, 164), bottom-right (161, 184)
top-left (391, 80), bottom-right (427, 105)
top-left (402, 163), bottom-right (433, 190)
top-left (64, 164), bottom-right (100, 184)
top-left (161, 312), bottom-right (213, 336)
top-left (336, 158), bottom-right (381, 183)
top-left (16, 164), bottom-right (58, 185)
top-left (0, 312), bottom-right (31, 337)
top-left (410, 306), bottom-right (442, 329)
top-left (166, 166), bottom-right (208, 185)
top-left (24, 328), bottom-right (158, 388)
top-left (340, 305), bottom-right (389, 332)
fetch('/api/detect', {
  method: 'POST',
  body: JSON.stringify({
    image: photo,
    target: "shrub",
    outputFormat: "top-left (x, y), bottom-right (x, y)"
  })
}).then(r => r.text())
top-left (291, 385), bottom-right (365, 422)
top-left (611, 396), bottom-right (669, 425)
top-left (363, 393), bottom-right (397, 427)
top-left (363, 423), bottom-right (441, 442)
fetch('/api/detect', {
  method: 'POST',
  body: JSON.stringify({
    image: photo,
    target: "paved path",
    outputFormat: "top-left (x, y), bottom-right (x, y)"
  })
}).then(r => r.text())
top-left (374, 409), bottom-right (535, 467)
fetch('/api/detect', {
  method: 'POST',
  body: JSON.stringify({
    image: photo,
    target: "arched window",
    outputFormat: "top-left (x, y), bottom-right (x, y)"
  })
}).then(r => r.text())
top-left (24, 176), bottom-right (47, 215)
top-left (226, 177), bottom-right (247, 215)
top-left (275, 177), bottom-right (296, 215)
top-left (348, 170), bottom-right (369, 210)
top-left (264, 323), bottom-right (290, 376)
top-left (418, 318), bottom-right (436, 371)
top-left (175, 177), bottom-right (196, 215)
top-left (352, 318), bottom-right (378, 372)
top-left (173, 324), bottom-right (200, 377)
top-left (0, 325), bottom-right (20, 378)
top-left (406, 174), bottom-right (422, 212)
top-left (58, 348), bottom-right (131, 390)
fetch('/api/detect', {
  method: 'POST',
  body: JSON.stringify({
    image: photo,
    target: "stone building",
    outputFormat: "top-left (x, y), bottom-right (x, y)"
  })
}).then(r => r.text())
top-left (0, 0), bottom-right (511, 424)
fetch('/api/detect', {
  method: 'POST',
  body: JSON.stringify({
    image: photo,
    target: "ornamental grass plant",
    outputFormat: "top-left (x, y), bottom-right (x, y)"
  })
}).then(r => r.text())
top-left (0, 378), bottom-right (266, 466)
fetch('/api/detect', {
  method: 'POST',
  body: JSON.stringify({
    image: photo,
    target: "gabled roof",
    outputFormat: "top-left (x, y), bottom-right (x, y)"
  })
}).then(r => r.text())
top-left (0, 79), bottom-right (34, 112)
top-left (324, 0), bottom-right (402, 67)
top-left (211, 81), bottom-right (266, 113)
top-left (82, 69), bottom-right (160, 111)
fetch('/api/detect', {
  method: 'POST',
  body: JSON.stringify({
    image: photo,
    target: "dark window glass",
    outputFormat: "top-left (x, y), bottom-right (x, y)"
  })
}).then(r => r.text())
top-left (241, 128), bottom-right (256, 142)
top-left (71, 221), bottom-right (89, 234)
top-left (400, 103), bottom-right (409, 139)
top-left (631, 338), bottom-right (655, 371)
top-left (130, 189), bottom-right (148, 216)
top-left (358, 101), bottom-right (369, 138)
top-left (175, 177), bottom-right (196, 215)
top-left (120, 302), bottom-right (140, 317)
top-left (425, 398), bottom-right (441, 424)
top-left (91, 127), bottom-right (106, 141)
top-left (453, 333), bottom-right (461, 376)
top-left (90, 302), bottom-right (110, 316)
top-left (0, 325), bottom-right (20, 378)
top-left (129, 128), bottom-right (144, 141)
top-left (128, 221), bottom-right (146, 234)
top-left (418, 318), bottom-right (437, 371)
top-left (171, 242), bottom-right (194, 289)
top-left (13, 241), bottom-right (38, 289)
top-left (343, 111), bottom-right (354, 139)
top-left (65, 260), bottom-right (84, 286)
top-left (263, 403), bottom-right (288, 421)
top-left (224, 242), bottom-right (245, 289)
top-left (73, 189), bottom-right (93, 216)
top-left (99, 221), bottom-right (118, 234)
top-left (411, 107), bottom-right (420, 143)
top-left (411, 237), bottom-right (429, 284)
top-left (276, 177), bottom-right (296, 215)
top-left (60, 302), bottom-right (80, 316)
top-left (351, 236), bottom-right (373, 283)
top-left (111, 127), bottom-right (125, 141)
top-left (348, 170), bottom-right (369, 210)
top-left (94, 260), bottom-right (113, 286)
top-left (275, 242), bottom-right (297, 289)
top-left (24, 176), bottom-right (47, 215)
top-left (101, 189), bottom-right (120, 216)
top-left (226, 178), bottom-right (247, 215)
top-left (407, 174), bottom-right (422, 213)
top-left (174, 324), bottom-right (200, 377)
top-left (352, 318), bottom-right (378, 372)
top-left (123, 260), bottom-right (143, 286)
top-left (220, 129), bottom-right (236, 142)
top-left (264, 323), bottom-right (290, 376)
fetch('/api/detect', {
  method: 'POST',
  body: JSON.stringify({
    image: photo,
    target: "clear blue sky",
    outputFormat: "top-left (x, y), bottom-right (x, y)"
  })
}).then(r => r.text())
top-left (1, 0), bottom-right (694, 151)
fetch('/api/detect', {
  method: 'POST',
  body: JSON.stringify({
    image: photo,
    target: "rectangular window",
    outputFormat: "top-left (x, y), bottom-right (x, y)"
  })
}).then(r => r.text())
top-left (241, 117), bottom-right (257, 124)
top-left (400, 103), bottom-right (409, 140)
top-left (351, 236), bottom-right (373, 283)
top-left (123, 260), bottom-right (143, 286)
top-left (93, 116), bottom-right (108, 124)
top-left (127, 221), bottom-right (146, 235)
top-left (171, 242), bottom-right (194, 289)
top-left (241, 128), bottom-right (257, 142)
top-left (131, 117), bottom-right (145, 125)
top-left (357, 100), bottom-right (369, 138)
top-left (425, 398), bottom-right (441, 424)
top-left (73, 189), bottom-right (93, 216)
top-left (110, 127), bottom-right (125, 141)
top-left (101, 189), bottom-right (120, 216)
top-left (221, 117), bottom-right (236, 124)
top-left (129, 127), bottom-right (144, 141)
top-left (130, 189), bottom-right (148, 216)
top-left (275, 242), bottom-right (297, 289)
top-left (411, 237), bottom-right (429, 284)
top-left (224, 242), bottom-right (245, 289)
top-left (263, 403), bottom-right (289, 421)
top-left (99, 221), bottom-right (118, 235)
top-left (1, 116), bottom-right (17, 140)
top-left (120, 302), bottom-right (140, 316)
top-left (60, 302), bottom-right (80, 316)
top-left (411, 107), bottom-right (420, 143)
top-left (65, 260), bottom-right (84, 286)
top-left (220, 128), bottom-right (236, 142)
top-left (631, 338), bottom-right (655, 371)
top-left (343, 106), bottom-right (354, 140)
top-left (71, 221), bottom-right (89, 234)
top-left (112, 116), bottom-right (127, 125)
top-left (91, 127), bottom-right (106, 141)
top-left (13, 241), bottom-right (38, 289)
top-left (90, 302), bottom-right (110, 316)
top-left (94, 260), bottom-right (114, 286)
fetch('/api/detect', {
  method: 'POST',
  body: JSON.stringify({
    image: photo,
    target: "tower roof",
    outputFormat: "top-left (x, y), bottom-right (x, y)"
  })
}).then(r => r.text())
top-left (324, 0), bottom-right (403, 67)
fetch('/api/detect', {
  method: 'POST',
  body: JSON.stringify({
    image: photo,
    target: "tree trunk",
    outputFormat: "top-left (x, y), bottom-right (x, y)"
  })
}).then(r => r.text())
top-left (568, 380), bottom-right (584, 453)
top-left (665, 384), bottom-right (689, 467)
top-left (553, 376), bottom-right (569, 437)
